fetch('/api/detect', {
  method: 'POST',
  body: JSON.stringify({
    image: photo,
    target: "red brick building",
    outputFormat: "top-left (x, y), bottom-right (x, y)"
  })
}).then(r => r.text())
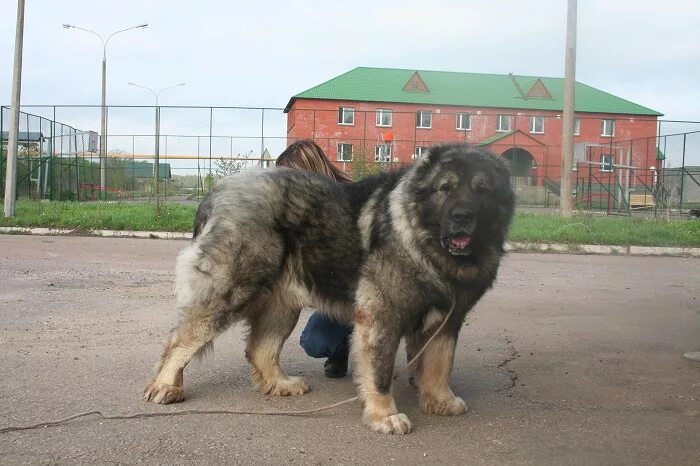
top-left (284, 67), bottom-right (663, 188)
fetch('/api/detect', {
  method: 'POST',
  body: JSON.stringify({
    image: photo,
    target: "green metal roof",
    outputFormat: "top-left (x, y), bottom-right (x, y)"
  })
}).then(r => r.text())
top-left (477, 131), bottom-right (516, 146)
top-left (285, 67), bottom-right (662, 116)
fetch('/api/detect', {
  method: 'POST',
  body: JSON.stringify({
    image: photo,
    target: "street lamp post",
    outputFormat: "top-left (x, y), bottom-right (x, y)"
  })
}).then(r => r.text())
top-left (128, 82), bottom-right (185, 195)
top-left (63, 22), bottom-right (148, 200)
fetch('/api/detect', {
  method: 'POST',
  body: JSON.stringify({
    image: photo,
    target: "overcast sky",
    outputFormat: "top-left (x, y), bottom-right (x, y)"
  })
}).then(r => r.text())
top-left (1, 0), bottom-right (699, 164)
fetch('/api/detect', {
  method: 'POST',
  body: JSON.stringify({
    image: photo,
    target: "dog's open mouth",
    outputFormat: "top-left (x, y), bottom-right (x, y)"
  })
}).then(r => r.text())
top-left (442, 233), bottom-right (472, 256)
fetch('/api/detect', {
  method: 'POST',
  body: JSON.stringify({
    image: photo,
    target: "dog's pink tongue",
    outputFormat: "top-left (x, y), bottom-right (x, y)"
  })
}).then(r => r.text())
top-left (451, 236), bottom-right (471, 249)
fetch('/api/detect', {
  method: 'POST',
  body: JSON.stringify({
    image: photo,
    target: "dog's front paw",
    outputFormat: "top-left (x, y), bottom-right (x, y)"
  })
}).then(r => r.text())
top-left (363, 412), bottom-right (412, 434)
top-left (420, 394), bottom-right (467, 416)
top-left (143, 381), bottom-right (185, 404)
top-left (259, 375), bottom-right (310, 396)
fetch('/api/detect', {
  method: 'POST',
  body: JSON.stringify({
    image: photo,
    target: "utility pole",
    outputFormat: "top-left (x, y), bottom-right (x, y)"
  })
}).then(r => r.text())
top-left (3, 0), bottom-right (26, 218)
top-left (560, 0), bottom-right (577, 217)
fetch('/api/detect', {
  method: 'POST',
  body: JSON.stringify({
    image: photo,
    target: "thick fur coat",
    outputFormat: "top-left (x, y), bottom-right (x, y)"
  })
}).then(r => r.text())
top-left (144, 144), bottom-right (515, 434)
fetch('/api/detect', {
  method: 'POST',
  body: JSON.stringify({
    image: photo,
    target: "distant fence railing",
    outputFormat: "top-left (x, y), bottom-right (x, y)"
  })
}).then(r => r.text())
top-left (1, 105), bottom-right (698, 215)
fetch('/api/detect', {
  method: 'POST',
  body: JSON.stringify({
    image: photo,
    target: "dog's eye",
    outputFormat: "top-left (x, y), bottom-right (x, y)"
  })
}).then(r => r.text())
top-left (471, 174), bottom-right (491, 194)
top-left (437, 183), bottom-right (451, 194)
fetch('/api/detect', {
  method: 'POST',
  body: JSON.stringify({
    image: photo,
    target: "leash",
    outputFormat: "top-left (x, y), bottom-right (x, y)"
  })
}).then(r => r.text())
top-left (0, 299), bottom-right (456, 434)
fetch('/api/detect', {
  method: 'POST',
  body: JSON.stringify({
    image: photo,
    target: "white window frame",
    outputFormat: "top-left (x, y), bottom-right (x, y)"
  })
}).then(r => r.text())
top-left (456, 113), bottom-right (471, 131)
top-left (497, 114), bottom-right (512, 132)
top-left (337, 143), bottom-right (353, 162)
top-left (338, 107), bottom-right (354, 125)
top-left (413, 146), bottom-right (429, 159)
top-left (375, 143), bottom-right (392, 162)
top-left (416, 111), bottom-right (432, 129)
top-left (530, 116), bottom-right (545, 134)
top-left (375, 109), bottom-right (392, 127)
top-left (574, 118), bottom-right (581, 136)
top-left (601, 119), bottom-right (615, 137)
top-left (600, 154), bottom-right (613, 172)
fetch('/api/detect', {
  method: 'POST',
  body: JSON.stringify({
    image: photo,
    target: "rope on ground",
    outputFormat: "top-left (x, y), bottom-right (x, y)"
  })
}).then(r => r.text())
top-left (551, 222), bottom-right (593, 237)
top-left (0, 295), bottom-right (456, 435)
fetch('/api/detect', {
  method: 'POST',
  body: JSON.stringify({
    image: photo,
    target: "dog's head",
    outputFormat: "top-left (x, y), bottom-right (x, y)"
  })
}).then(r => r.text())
top-left (412, 144), bottom-right (515, 262)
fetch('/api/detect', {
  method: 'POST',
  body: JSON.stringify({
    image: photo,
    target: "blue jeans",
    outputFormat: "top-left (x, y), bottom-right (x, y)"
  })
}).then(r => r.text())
top-left (300, 312), bottom-right (352, 359)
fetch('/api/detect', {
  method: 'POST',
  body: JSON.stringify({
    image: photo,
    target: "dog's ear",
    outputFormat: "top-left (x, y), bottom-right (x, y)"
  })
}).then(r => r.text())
top-left (426, 144), bottom-right (446, 165)
top-left (412, 144), bottom-right (461, 193)
top-left (410, 145), bottom-right (440, 186)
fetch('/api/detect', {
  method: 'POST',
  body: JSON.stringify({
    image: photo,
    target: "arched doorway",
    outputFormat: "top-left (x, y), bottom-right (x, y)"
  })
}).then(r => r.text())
top-left (501, 148), bottom-right (537, 186)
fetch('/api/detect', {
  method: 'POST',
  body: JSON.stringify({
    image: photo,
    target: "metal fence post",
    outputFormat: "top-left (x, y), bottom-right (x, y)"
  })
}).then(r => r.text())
top-left (131, 135), bottom-right (135, 200)
top-left (680, 133), bottom-right (686, 212)
top-left (209, 107), bottom-right (213, 178)
top-left (0, 106), bottom-right (4, 194)
top-left (196, 135), bottom-right (201, 197)
top-left (49, 108), bottom-right (55, 200)
top-left (154, 105), bottom-right (160, 198)
top-left (261, 108), bottom-right (265, 158)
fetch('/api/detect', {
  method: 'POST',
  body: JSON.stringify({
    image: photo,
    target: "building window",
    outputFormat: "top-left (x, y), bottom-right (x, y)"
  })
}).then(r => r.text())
top-left (375, 143), bottom-right (392, 162)
top-left (530, 116), bottom-right (545, 134)
top-left (497, 114), bottom-right (512, 132)
top-left (574, 118), bottom-right (581, 136)
top-left (338, 107), bottom-right (354, 125)
top-left (416, 111), bottom-right (432, 129)
top-left (413, 146), bottom-right (429, 159)
top-left (600, 154), bottom-right (613, 172)
top-left (456, 113), bottom-right (471, 131)
top-left (337, 143), bottom-right (353, 162)
top-left (601, 119), bottom-right (615, 137)
top-left (376, 109), bottom-right (392, 127)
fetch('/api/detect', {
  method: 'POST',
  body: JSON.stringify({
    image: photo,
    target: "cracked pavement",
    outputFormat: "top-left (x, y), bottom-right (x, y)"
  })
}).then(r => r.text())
top-left (0, 235), bottom-right (698, 464)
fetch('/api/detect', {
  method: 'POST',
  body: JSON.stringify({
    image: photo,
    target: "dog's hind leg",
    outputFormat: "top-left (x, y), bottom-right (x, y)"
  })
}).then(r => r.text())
top-left (144, 242), bottom-right (252, 404)
top-left (245, 304), bottom-right (308, 396)
top-left (144, 309), bottom-right (227, 404)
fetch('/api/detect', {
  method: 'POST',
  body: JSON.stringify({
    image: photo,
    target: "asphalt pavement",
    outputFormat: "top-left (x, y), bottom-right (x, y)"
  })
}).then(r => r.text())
top-left (0, 235), bottom-right (698, 465)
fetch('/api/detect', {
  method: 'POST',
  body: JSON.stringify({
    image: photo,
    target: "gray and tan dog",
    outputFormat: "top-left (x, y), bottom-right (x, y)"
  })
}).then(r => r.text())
top-left (144, 144), bottom-right (515, 434)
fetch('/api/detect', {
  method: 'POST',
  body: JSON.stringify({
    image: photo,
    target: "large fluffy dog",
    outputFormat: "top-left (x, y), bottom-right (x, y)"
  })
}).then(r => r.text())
top-left (144, 144), bottom-right (515, 434)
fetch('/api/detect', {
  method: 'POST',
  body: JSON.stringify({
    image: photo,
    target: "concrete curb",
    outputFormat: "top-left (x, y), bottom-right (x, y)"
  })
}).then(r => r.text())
top-left (505, 241), bottom-right (700, 257)
top-left (1, 226), bottom-right (698, 257)
top-left (0, 226), bottom-right (192, 240)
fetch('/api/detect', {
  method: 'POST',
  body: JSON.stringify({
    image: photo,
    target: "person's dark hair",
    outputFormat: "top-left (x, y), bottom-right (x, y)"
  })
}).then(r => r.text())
top-left (276, 139), bottom-right (352, 183)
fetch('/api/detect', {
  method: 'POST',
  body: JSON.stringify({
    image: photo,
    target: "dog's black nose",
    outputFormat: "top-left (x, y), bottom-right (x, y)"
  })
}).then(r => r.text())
top-left (450, 207), bottom-right (474, 223)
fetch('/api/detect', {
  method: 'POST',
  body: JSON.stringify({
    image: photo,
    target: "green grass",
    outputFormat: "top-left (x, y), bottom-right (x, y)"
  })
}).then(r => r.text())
top-left (1, 201), bottom-right (699, 247)
top-left (510, 213), bottom-right (700, 247)
top-left (0, 200), bottom-right (194, 232)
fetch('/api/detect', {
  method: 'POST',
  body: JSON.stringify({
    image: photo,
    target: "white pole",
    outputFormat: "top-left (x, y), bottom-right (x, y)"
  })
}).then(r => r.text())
top-left (560, 0), bottom-right (577, 217)
top-left (100, 51), bottom-right (107, 199)
top-left (3, 0), bottom-right (26, 217)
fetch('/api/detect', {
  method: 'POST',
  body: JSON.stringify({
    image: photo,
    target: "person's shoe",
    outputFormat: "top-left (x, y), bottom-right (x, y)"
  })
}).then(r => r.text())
top-left (324, 349), bottom-right (348, 378)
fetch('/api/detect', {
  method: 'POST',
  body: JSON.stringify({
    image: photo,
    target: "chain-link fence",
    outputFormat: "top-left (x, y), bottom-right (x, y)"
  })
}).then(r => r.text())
top-left (569, 130), bottom-right (700, 216)
top-left (0, 106), bottom-right (99, 201)
top-left (1, 105), bottom-right (698, 216)
top-left (1, 105), bottom-right (287, 202)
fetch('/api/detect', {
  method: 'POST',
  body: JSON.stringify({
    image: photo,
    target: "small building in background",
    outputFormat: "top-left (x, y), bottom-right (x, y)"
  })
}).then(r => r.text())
top-left (1, 131), bottom-right (45, 155)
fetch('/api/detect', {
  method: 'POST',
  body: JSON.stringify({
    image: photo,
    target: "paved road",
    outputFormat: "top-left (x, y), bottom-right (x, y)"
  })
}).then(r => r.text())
top-left (0, 235), bottom-right (698, 465)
